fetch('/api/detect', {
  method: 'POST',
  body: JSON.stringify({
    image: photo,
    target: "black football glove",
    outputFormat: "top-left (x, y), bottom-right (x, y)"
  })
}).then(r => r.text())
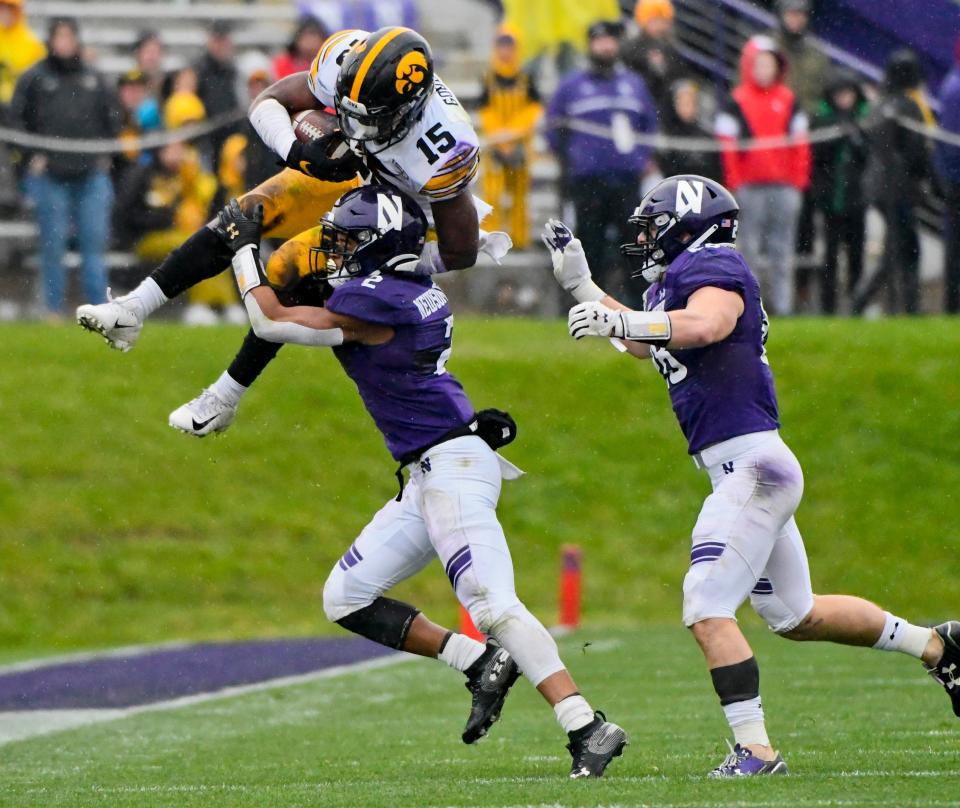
top-left (285, 137), bottom-right (363, 181)
top-left (213, 199), bottom-right (264, 254)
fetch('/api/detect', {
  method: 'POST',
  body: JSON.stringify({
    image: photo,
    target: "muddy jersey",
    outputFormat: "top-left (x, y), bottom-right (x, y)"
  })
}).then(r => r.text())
top-left (642, 245), bottom-right (780, 454)
top-left (307, 31), bottom-right (481, 221)
top-left (326, 272), bottom-right (475, 460)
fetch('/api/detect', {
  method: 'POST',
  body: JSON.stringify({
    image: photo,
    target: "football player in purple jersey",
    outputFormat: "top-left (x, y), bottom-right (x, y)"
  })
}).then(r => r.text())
top-left (210, 185), bottom-right (628, 779)
top-left (544, 174), bottom-right (960, 777)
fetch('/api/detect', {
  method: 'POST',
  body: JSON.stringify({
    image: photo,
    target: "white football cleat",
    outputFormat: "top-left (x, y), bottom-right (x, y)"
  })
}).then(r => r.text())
top-left (169, 387), bottom-right (237, 437)
top-left (76, 289), bottom-right (143, 352)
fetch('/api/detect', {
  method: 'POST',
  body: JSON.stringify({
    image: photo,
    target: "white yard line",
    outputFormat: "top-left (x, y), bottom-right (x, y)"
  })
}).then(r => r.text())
top-left (0, 653), bottom-right (407, 747)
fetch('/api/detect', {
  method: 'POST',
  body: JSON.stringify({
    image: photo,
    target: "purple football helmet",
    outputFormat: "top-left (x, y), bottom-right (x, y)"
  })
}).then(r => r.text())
top-left (319, 184), bottom-right (428, 283)
top-left (620, 175), bottom-right (739, 282)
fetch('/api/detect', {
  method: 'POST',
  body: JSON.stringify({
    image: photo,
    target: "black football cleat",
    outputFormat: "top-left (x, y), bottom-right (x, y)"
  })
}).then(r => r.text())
top-left (925, 620), bottom-right (960, 717)
top-left (461, 644), bottom-right (520, 744)
top-left (566, 711), bottom-right (628, 779)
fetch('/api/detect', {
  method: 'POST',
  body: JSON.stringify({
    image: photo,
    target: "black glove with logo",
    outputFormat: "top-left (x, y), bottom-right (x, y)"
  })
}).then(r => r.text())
top-left (212, 199), bottom-right (264, 255)
top-left (285, 137), bottom-right (364, 181)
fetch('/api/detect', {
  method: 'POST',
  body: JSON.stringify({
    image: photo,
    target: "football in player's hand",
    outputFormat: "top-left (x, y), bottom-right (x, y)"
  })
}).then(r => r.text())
top-left (291, 109), bottom-right (351, 159)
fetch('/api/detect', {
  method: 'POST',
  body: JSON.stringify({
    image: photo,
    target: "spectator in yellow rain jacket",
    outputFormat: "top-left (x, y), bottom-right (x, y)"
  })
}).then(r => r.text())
top-left (478, 26), bottom-right (543, 250)
top-left (0, 0), bottom-right (45, 111)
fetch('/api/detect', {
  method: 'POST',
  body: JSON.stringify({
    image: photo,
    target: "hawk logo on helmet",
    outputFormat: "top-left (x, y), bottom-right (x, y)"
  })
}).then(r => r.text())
top-left (675, 179), bottom-right (704, 218)
top-left (395, 50), bottom-right (428, 95)
top-left (377, 193), bottom-right (404, 232)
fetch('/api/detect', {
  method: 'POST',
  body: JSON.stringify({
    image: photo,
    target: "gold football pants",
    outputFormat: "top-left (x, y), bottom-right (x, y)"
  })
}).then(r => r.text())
top-left (234, 168), bottom-right (360, 289)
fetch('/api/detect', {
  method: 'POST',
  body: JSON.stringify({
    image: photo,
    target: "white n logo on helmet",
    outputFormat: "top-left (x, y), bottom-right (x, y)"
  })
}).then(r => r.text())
top-left (675, 179), bottom-right (704, 218)
top-left (377, 193), bottom-right (403, 231)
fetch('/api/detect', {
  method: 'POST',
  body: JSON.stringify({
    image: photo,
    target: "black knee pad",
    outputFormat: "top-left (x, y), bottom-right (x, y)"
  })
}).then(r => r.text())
top-left (335, 597), bottom-right (420, 650)
top-left (709, 656), bottom-right (760, 706)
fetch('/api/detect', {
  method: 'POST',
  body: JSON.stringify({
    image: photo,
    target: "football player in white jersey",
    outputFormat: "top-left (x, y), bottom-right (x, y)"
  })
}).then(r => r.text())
top-left (76, 27), bottom-right (508, 437)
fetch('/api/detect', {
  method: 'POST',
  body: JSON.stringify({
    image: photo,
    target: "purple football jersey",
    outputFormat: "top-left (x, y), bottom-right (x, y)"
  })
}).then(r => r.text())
top-left (326, 272), bottom-right (475, 460)
top-left (642, 245), bottom-right (780, 454)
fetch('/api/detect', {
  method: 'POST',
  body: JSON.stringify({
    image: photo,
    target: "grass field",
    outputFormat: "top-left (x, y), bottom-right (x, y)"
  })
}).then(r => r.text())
top-left (2, 318), bottom-right (959, 806)
top-left (1, 317), bottom-right (959, 652)
top-left (2, 627), bottom-right (959, 807)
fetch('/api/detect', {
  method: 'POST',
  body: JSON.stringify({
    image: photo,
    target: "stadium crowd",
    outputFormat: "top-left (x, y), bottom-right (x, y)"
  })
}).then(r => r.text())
top-left (0, 0), bottom-right (958, 319)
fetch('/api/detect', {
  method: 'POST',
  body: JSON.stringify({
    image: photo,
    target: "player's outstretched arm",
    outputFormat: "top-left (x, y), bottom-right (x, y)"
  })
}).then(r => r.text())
top-left (568, 287), bottom-right (743, 350)
top-left (245, 286), bottom-right (390, 346)
top-left (667, 287), bottom-right (743, 347)
top-left (213, 200), bottom-right (386, 347)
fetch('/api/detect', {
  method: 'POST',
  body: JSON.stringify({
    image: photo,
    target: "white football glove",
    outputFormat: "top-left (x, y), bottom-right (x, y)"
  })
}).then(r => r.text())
top-left (479, 229), bottom-right (513, 264)
top-left (403, 230), bottom-right (513, 276)
top-left (568, 301), bottom-right (623, 340)
top-left (541, 219), bottom-right (604, 303)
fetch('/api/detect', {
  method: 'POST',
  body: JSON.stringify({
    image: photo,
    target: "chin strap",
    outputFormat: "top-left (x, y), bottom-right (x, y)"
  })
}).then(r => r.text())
top-left (643, 223), bottom-right (722, 282)
top-left (685, 223), bottom-right (721, 253)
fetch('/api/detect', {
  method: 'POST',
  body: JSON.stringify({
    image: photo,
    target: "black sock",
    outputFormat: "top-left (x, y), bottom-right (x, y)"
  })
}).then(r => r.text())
top-left (227, 328), bottom-right (283, 388)
top-left (149, 226), bottom-right (234, 299)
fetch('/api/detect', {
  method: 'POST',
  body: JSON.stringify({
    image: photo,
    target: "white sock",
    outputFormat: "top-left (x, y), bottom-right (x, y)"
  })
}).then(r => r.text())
top-left (209, 371), bottom-right (247, 408)
top-left (724, 696), bottom-right (770, 748)
top-left (438, 633), bottom-right (485, 673)
top-left (873, 611), bottom-right (932, 659)
top-left (554, 693), bottom-right (595, 734)
top-left (119, 277), bottom-right (168, 319)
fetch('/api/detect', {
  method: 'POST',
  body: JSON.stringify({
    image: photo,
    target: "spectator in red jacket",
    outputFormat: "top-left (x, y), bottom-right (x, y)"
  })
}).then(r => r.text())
top-left (272, 17), bottom-right (327, 80)
top-left (715, 35), bottom-right (811, 315)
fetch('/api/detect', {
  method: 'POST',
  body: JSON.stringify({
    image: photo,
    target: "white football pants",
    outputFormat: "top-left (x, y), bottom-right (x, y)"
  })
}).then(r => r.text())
top-left (323, 436), bottom-right (564, 686)
top-left (682, 430), bottom-right (815, 633)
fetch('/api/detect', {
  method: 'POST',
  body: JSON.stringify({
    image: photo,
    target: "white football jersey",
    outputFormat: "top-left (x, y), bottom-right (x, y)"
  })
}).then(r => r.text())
top-left (306, 31), bottom-right (483, 221)
top-left (360, 77), bottom-right (480, 213)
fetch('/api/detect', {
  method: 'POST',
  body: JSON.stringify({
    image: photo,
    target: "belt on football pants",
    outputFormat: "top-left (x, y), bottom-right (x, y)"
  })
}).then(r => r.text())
top-left (393, 419), bottom-right (481, 501)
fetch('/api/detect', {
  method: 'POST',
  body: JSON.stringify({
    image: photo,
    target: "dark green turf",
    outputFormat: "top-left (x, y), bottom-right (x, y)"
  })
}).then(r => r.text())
top-left (1, 627), bottom-right (958, 807)
top-left (0, 317), bottom-right (958, 652)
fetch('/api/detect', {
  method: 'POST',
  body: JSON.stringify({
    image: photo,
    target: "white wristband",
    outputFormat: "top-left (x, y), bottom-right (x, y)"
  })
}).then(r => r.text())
top-left (249, 98), bottom-right (297, 161)
top-left (231, 245), bottom-right (263, 298)
top-left (620, 310), bottom-right (672, 343)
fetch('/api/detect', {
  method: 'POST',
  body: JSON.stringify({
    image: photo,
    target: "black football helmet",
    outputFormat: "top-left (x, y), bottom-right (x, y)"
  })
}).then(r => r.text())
top-left (318, 184), bottom-right (428, 284)
top-left (620, 175), bottom-right (739, 282)
top-left (334, 27), bottom-right (434, 151)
